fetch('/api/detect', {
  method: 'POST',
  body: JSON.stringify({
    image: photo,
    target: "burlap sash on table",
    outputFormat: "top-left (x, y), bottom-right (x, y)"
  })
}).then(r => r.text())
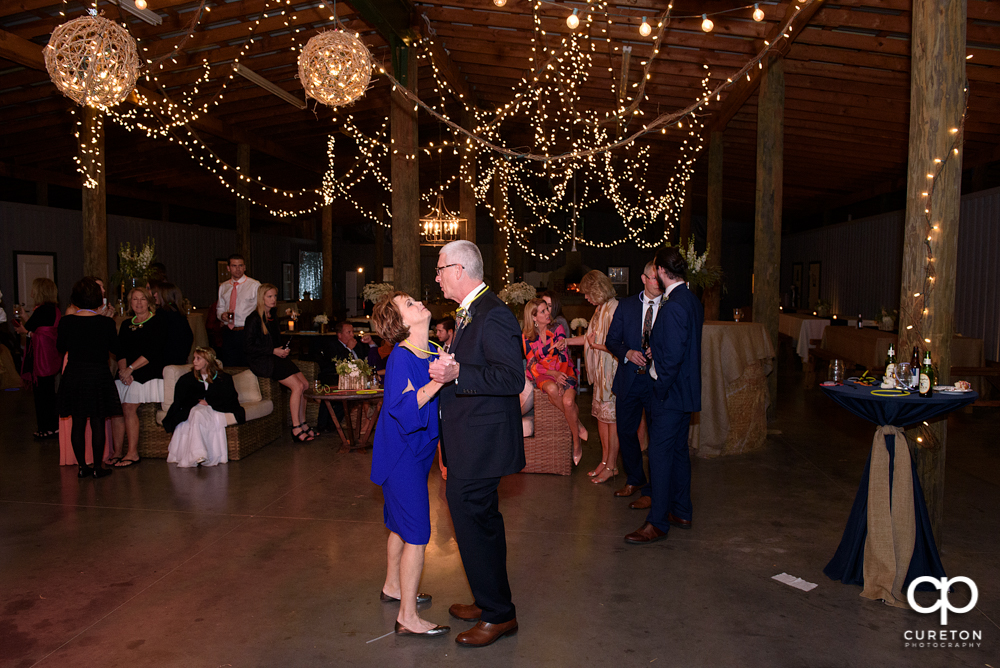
top-left (861, 425), bottom-right (914, 608)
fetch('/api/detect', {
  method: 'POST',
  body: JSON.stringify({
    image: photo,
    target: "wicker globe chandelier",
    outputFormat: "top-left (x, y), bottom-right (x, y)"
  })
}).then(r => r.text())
top-left (298, 30), bottom-right (372, 108)
top-left (44, 14), bottom-right (139, 109)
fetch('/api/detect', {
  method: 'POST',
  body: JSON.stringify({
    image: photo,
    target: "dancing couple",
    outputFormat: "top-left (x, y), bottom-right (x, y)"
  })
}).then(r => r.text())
top-left (369, 241), bottom-right (525, 647)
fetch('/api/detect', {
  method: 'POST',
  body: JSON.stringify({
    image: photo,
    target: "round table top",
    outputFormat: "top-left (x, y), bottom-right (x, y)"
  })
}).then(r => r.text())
top-left (306, 389), bottom-right (383, 401)
top-left (820, 381), bottom-right (977, 427)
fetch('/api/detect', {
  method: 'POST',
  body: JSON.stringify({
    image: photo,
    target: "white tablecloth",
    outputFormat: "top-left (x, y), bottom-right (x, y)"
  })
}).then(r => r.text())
top-left (779, 313), bottom-right (830, 360)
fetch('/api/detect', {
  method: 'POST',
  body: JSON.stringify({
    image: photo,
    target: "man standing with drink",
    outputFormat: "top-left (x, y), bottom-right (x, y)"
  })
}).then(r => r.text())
top-left (429, 240), bottom-right (525, 647)
top-left (216, 254), bottom-right (259, 368)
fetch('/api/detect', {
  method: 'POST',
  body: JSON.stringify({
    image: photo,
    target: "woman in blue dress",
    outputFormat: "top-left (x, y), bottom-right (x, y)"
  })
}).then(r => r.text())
top-left (370, 291), bottom-right (450, 637)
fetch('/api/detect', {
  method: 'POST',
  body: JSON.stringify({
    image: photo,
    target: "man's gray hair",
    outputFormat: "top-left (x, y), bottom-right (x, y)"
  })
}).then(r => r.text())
top-left (441, 240), bottom-right (484, 281)
top-left (644, 260), bottom-right (656, 275)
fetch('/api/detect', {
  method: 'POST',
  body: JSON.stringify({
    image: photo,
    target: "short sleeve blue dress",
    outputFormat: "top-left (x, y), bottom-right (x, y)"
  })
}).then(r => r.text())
top-left (370, 345), bottom-right (440, 545)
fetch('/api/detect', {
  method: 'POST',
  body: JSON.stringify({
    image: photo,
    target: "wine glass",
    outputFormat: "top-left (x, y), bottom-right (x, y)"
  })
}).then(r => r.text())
top-left (894, 362), bottom-right (911, 390)
top-left (830, 359), bottom-right (845, 384)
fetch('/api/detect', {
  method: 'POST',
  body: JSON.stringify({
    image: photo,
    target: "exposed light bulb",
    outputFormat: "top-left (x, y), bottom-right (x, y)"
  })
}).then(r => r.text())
top-left (639, 17), bottom-right (651, 37)
top-left (701, 14), bottom-right (714, 32)
top-left (753, 4), bottom-right (765, 22)
top-left (493, 0), bottom-right (506, 6)
top-left (566, 8), bottom-right (579, 29)
top-left (134, 0), bottom-right (147, 8)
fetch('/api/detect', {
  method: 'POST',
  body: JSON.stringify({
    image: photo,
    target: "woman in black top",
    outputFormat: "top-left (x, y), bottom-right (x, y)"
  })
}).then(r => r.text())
top-left (154, 282), bottom-right (194, 366)
top-left (57, 278), bottom-right (122, 478)
top-left (114, 287), bottom-right (166, 466)
top-left (244, 283), bottom-right (314, 441)
top-left (13, 277), bottom-right (61, 439)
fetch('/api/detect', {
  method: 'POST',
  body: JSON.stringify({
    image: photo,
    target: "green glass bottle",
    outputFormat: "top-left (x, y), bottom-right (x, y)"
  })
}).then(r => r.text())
top-left (919, 351), bottom-right (934, 397)
top-left (884, 345), bottom-right (896, 383)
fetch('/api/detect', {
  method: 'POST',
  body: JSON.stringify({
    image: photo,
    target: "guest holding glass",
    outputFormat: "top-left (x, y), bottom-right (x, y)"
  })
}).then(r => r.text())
top-left (58, 278), bottom-right (122, 478)
top-left (164, 347), bottom-right (244, 468)
top-left (114, 286), bottom-right (166, 467)
top-left (13, 277), bottom-right (62, 440)
top-left (565, 270), bottom-right (620, 484)
top-left (370, 291), bottom-right (449, 637)
top-left (522, 297), bottom-right (587, 465)
top-left (244, 283), bottom-right (314, 442)
top-left (154, 282), bottom-right (194, 365)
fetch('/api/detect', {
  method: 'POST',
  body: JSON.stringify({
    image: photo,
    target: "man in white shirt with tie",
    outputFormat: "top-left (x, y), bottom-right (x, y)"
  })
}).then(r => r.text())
top-left (216, 254), bottom-right (260, 367)
top-left (604, 261), bottom-right (662, 509)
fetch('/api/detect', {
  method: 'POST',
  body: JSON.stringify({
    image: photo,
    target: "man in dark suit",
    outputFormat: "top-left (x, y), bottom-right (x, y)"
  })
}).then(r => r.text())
top-left (625, 246), bottom-right (703, 544)
top-left (429, 240), bottom-right (525, 647)
top-left (605, 261), bottom-right (662, 507)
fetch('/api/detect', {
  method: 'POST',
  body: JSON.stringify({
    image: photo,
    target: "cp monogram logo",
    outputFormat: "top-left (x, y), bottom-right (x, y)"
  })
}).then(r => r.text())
top-left (907, 576), bottom-right (979, 625)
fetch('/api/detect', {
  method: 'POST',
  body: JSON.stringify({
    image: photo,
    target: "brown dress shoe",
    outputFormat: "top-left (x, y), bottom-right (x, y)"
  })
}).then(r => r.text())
top-left (629, 495), bottom-right (652, 509)
top-left (455, 619), bottom-right (518, 647)
top-left (449, 602), bottom-right (483, 621)
top-left (624, 522), bottom-right (668, 544)
top-left (614, 484), bottom-right (641, 498)
top-left (667, 513), bottom-right (692, 529)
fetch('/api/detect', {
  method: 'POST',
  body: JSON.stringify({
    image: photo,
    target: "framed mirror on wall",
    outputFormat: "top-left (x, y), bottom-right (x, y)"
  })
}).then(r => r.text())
top-left (14, 251), bottom-right (57, 306)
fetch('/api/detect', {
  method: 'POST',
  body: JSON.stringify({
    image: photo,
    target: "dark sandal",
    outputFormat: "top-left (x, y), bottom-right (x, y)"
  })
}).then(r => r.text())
top-left (291, 424), bottom-right (313, 442)
top-left (115, 457), bottom-right (140, 468)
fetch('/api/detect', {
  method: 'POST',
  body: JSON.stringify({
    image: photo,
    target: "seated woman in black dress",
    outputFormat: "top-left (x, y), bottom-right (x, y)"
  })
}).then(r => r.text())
top-left (164, 346), bottom-right (245, 467)
top-left (244, 283), bottom-right (314, 442)
top-left (57, 278), bottom-right (122, 478)
top-left (114, 286), bottom-right (166, 467)
top-left (154, 282), bottom-right (194, 366)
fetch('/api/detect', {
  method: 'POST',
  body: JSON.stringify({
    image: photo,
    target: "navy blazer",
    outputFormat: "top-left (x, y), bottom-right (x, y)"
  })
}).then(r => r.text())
top-left (438, 289), bottom-right (526, 479)
top-left (605, 291), bottom-right (649, 398)
top-left (649, 283), bottom-right (703, 412)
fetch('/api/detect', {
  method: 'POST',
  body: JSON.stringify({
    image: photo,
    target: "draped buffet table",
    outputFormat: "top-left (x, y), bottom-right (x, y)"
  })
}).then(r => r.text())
top-left (778, 312), bottom-right (830, 361)
top-left (689, 322), bottom-right (775, 458)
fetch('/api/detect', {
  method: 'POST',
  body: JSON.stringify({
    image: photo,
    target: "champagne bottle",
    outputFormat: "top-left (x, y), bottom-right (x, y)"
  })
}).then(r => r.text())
top-left (885, 345), bottom-right (896, 383)
top-left (919, 351), bottom-right (934, 397)
top-left (910, 346), bottom-right (920, 389)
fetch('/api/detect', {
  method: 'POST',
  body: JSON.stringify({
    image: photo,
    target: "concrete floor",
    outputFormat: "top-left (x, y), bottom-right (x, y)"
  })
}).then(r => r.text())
top-left (1, 362), bottom-right (998, 667)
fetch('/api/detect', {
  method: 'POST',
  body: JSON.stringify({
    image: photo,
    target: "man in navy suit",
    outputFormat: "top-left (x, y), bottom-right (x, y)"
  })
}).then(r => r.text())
top-left (605, 261), bottom-right (662, 507)
top-left (429, 240), bottom-right (525, 646)
top-left (625, 246), bottom-right (703, 544)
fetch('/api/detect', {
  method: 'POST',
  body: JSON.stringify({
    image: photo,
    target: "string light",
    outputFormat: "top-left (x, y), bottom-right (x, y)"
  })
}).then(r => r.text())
top-left (566, 8), bottom-right (579, 29)
top-left (134, 0), bottom-right (147, 8)
top-left (639, 17), bottom-right (651, 36)
top-left (701, 14), bottom-right (714, 32)
top-left (753, 4), bottom-right (765, 22)
top-left (493, 0), bottom-right (507, 5)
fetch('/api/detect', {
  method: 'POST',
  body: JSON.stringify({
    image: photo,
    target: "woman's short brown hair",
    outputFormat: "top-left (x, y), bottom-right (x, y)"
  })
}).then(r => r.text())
top-left (126, 286), bottom-right (156, 316)
top-left (578, 270), bottom-right (617, 305)
top-left (371, 291), bottom-right (411, 344)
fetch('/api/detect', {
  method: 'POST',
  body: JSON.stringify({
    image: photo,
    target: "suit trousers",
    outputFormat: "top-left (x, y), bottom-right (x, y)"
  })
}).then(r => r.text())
top-left (445, 475), bottom-right (516, 624)
top-left (616, 371), bottom-right (653, 492)
top-left (646, 404), bottom-right (693, 533)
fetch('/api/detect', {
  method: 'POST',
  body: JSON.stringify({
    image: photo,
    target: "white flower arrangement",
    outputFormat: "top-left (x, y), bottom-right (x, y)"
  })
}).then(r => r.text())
top-left (570, 317), bottom-right (589, 331)
top-left (114, 238), bottom-right (156, 283)
top-left (498, 281), bottom-right (536, 305)
top-left (313, 314), bottom-right (329, 325)
top-left (335, 358), bottom-right (373, 378)
top-left (362, 282), bottom-right (395, 304)
top-left (676, 236), bottom-right (722, 290)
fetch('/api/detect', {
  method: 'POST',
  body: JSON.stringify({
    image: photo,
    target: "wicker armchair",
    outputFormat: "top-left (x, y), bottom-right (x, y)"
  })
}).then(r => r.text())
top-left (521, 387), bottom-right (573, 475)
top-left (137, 367), bottom-right (283, 461)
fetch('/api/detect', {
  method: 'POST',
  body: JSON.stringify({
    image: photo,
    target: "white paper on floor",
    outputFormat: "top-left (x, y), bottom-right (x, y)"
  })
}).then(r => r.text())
top-left (772, 572), bottom-right (818, 592)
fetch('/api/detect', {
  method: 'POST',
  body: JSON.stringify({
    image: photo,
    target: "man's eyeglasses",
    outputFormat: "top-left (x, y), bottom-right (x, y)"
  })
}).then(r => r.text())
top-left (435, 263), bottom-right (461, 276)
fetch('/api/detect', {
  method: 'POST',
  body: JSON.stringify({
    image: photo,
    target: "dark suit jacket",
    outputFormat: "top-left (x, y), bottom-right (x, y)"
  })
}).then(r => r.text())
top-left (315, 337), bottom-right (378, 384)
top-left (162, 371), bottom-right (245, 433)
top-left (606, 291), bottom-right (651, 398)
top-left (438, 290), bottom-right (526, 478)
top-left (650, 283), bottom-right (703, 412)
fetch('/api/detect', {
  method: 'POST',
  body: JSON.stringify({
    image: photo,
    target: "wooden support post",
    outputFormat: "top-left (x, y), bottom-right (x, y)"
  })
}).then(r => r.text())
top-left (704, 131), bottom-right (724, 321)
top-left (374, 223), bottom-right (384, 283)
top-left (752, 56), bottom-right (784, 421)
top-left (899, 0), bottom-right (966, 543)
top-left (492, 160), bottom-right (508, 288)
top-left (460, 108), bottom-right (477, 245)
top-left (80, 106), bottom-right (108, 282)
top-left (236, 143), bottom-right (251, 269)
top-left (322, 205), bottom-right (334, 316)
top-left (390, 46), bottom-right (420, 297)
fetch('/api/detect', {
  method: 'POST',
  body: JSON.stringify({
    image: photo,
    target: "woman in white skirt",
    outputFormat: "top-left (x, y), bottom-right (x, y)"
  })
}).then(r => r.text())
top-left (164, 347), bottom-right (244, 468)
top-left (113, 287), bottom-right (166, 467)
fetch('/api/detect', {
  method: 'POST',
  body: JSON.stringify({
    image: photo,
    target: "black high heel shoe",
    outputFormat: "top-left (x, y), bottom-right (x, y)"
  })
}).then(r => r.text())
top-left (291, 424), bottom-right (313, 442)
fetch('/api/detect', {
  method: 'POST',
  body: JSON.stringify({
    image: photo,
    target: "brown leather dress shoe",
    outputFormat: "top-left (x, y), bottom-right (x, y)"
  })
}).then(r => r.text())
top-left (455, 619), bottom-right (518, 647)
top-left (624, 522), bottom-right (668, 544)
top-left (449, 602), bottom-right (483, 621)
top-left (629, 495), bottom-right (652, 509)
top-left (614, 484), bottom-right (641, 498)
top-left (667, 513), bottom-right (692, 529)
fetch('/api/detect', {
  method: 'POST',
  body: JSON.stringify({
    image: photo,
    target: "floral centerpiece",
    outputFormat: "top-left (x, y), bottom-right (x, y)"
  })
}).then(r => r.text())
top-left (815, 298), bottom-right (832, 318)
top-left (570, 317), bottom-right (589, 335)
top-left (112, 238), bottom-right (156, 294)
top-left (314, 313), bottom-right (329, 334)
top-left (336, 358), bottom-right (374, 390)
top-left (676, 236), bottom-right (722, 291)
top-left (497, 282), bottom-right (536, 306)
top-left (362, 282), bottom-right (395, 304)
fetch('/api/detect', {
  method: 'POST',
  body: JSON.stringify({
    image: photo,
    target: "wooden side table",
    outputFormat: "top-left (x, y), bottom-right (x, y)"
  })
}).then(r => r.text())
top-left (306, 390), bottom-right (384, 452)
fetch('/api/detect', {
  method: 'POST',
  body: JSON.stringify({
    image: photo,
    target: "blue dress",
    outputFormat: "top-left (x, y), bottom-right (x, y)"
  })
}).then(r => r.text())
top-left (370, 345), bottom-right (440, 545)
